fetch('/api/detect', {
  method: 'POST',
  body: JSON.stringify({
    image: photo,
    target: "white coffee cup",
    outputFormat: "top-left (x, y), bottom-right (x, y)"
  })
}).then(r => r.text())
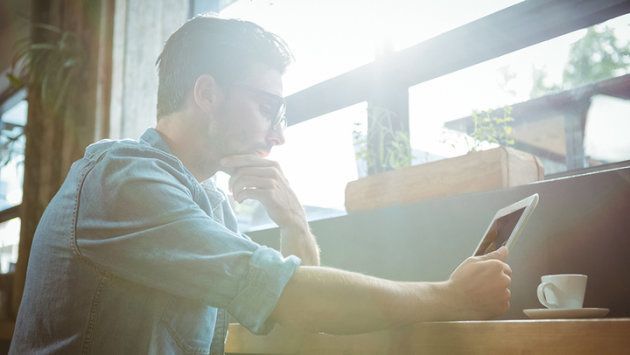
top-left (536, 274), bottom-right (587, 309)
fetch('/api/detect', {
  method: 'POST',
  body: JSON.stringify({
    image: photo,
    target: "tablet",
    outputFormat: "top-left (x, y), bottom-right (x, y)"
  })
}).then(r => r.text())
top-left (472, 193), bottom-right (539, 256)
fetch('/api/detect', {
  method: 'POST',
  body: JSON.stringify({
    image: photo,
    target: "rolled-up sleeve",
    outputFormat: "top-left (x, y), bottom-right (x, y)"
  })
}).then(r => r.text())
top-left (228, 246), bottom-right (300, 334)
top-left (75, 146), bottom-right (300, 334)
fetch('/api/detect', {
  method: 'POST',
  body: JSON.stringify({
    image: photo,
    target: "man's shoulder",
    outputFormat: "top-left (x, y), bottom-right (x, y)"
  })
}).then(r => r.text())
top-left (86, 137), bottom-right (176, 165)
top-left (83, 138), bottom-right (192, 183)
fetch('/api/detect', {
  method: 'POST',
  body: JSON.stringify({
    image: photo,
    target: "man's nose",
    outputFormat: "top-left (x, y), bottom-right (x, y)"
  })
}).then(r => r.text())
top-left (267, 126), bottom-right (286, 146)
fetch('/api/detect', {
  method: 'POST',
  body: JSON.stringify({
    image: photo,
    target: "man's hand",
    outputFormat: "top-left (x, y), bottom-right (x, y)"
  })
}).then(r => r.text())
top-left (220, 154), bottom-right (320, 265)
top-left (220, 154), bottom-right (307, 229)
top-left (270, 248), bottom-right (510, 334)
top-left (444, 246), bottom-right (512, 320)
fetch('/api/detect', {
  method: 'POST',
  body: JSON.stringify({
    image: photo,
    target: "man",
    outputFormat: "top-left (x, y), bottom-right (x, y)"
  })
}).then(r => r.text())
top-left (11, 15), bottom-right (511, 354)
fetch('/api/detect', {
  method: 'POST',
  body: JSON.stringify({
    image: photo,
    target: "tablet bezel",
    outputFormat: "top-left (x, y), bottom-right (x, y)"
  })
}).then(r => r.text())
top-left (472, 193), bottom-right (539, 256)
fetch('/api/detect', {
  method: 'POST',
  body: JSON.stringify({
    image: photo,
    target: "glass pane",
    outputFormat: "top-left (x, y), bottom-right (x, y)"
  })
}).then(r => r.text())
top-left (0, 217), bottom-right (20, 274)
top-left (221, 0), bottom-right (522, 95)
top-left (1, 99), bottom-right (27, 210)
top-left (217, 103), bottom-right (366, 231)
top-left (584, 95), bottom-right (630, 166)
top-left (408, 14), bottom-right (630, 175)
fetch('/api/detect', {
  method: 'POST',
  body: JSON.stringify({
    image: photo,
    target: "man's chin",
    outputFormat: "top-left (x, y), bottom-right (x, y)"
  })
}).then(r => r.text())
top-left (255, 150), bottom-right (270, 158)
top-left (224, 145), bottom-right (270, 158)
top-left (249, 145), bottom-right (271, 158)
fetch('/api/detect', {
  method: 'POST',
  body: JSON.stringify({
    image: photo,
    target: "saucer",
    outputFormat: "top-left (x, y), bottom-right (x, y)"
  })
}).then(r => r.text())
top-left (523, 308), bottom-right (609, 319)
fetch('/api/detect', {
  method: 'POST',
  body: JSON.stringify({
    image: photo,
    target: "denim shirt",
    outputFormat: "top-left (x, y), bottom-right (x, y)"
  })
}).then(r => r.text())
top-left (10, 128), bottom-right (301, 354)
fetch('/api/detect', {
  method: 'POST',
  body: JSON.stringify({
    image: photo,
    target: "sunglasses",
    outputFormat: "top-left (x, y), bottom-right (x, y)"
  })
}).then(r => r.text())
top-left (231, 84), bottom-right (287, 130)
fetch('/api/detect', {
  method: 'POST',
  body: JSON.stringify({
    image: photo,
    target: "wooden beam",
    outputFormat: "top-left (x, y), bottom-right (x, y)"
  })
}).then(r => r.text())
top-left (285, 0), bottom-right (630, 126)
top-left (0, 205), bottom-right (20, 224)
top-left (445, 74), bottom-right (630, 132)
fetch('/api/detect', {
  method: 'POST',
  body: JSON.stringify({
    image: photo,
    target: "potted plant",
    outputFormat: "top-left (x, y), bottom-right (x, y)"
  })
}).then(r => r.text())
top-left (345, 106), bottom-right (544, 212)
top-left (352, 105), bottom-right (412, 177)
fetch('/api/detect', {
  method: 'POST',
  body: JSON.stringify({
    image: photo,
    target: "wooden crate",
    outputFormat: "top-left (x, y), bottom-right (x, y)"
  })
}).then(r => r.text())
top-left (345, 147), bottom-right (544, 212)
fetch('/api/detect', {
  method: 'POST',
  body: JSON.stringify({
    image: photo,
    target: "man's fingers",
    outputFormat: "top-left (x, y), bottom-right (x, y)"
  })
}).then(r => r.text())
top-left (228, 165), bottom-right (286, 193)
top-left (221, 155), bottom-right (280, 169)
top-left (503, 263), bottom-right (513, 277)
top-left (233, 186), bottom-right (271, 203)
top-left (230, 175), bottom-right (275, 193)
top-left (501, 273), bottom-right (512, 287)
top-left (232, 167), bottom-right (282, 180)
top-left (478, 246), bottom-right (508, 261)
top-left (228, 168), bottom-right (282, 192)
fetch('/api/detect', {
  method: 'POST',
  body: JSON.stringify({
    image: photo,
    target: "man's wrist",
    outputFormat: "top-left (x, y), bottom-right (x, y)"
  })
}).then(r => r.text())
top-left (279, 218), bottom-right (319, 266)
top-left (432, 281), bottom-right (458, 320)
top-left (279, 215), bottom-right (310, 237)
top-left (431, 280), bottom-right (476, 321)
top-left (408, 281), bottom-right (460, 322)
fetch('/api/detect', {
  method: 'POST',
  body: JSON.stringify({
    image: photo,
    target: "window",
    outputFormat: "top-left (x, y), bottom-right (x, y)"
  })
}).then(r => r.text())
top-left (410, 14), bottom-right (630, 175)
top-left (221, 0), bottom-right (521, 95)
top-left (0, 89), bottom-right (27, 273)
top-left (218, 1), bottom-right (630, 230)
top-left (0, 218), bottom-right (19, 273)
top-left (0, 90), bottom-right (26, 210)
top-left (220, 0), bottom-right (525, 230)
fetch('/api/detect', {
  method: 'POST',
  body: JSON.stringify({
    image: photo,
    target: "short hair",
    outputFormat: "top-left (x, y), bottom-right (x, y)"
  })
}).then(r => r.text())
top-left (156, 14), bottom-right (293, 117)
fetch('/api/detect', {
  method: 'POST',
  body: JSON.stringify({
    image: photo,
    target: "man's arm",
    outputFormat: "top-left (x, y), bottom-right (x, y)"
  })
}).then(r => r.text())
top-left (221, 155), bottom-right (320, 265)
top-left (279, 221), bottom-right (320, 266)
top-left (270, 247), bottom-right (512, 334)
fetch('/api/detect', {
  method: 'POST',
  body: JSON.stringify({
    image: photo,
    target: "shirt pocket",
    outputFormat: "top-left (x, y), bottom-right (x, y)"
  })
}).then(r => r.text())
top-left (161, 296), bottom-right (217, 354)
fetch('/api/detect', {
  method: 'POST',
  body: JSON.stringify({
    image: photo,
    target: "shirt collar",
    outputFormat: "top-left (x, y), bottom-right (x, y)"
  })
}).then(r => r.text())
top-left (140, 128), bottom-right (173, 154)
top-left (140, 128), bottom-right (226, 204)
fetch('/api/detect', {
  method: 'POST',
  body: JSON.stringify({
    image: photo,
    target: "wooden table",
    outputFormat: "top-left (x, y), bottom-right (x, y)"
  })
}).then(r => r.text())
top-left (225, 318), bottom-right (630, 354)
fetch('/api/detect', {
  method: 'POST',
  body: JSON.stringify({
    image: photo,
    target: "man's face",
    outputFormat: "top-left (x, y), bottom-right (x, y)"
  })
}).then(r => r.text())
top-left (209, 64), bottom-right (286, 159)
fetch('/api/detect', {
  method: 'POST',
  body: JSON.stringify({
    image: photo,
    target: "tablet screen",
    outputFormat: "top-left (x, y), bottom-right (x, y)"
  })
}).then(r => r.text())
top-left (474, 207), bottom-right (525, 256)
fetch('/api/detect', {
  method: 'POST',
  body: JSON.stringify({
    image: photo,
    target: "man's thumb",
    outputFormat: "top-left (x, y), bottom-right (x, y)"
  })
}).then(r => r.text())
top-left (479, 246), bottom-right (508, 261)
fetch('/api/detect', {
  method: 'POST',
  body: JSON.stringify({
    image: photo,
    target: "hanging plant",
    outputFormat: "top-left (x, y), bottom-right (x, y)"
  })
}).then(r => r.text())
top-left (2, 23), bottom-right (85, 167)
top-left (7, 23), bottom-right (86, 118)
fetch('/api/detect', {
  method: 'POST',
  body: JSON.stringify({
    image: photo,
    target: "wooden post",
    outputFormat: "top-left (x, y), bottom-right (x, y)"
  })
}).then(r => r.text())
top-left (563, 98), bottom-right (591, 170)
top-left (11, 0), bottom-right (114, 318)
top-left (366, 44), bottom-right (410, 175)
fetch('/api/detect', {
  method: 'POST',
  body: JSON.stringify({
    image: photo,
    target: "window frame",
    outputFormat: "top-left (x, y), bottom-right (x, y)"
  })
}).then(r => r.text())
top-left (271, 0), bottom-right (630, 177)
top-left (0, 87), bottom-right (27, 224)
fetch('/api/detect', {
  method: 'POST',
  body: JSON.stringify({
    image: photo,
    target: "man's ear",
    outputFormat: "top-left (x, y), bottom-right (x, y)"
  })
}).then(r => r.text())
top-left (192, 74), bottom-right (221, 113)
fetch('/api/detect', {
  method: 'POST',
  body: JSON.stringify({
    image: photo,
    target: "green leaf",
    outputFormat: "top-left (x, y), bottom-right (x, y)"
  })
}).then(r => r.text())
top-left (29, 43), bottom-right (57, 51)
top-left (6, 73), bottom-right (23, 88)
top-left (63, 58), bottom-right (77, 68)
top-left (33, 23), bottom-right (63, 34)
